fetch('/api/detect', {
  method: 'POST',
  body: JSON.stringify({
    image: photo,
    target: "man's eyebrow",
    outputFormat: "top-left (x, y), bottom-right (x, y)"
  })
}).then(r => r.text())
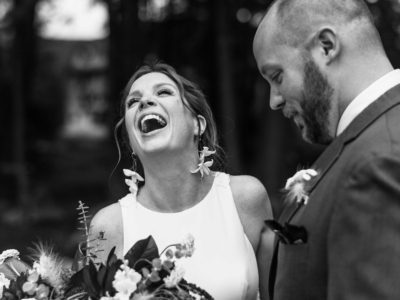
top-left (261, 63), bottom-right (279, 76)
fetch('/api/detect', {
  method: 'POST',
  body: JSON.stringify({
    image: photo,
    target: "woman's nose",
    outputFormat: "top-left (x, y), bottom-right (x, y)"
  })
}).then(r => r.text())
top-left (139, 97), bottom-right (156, 110)
top-left (269, 87), bottom-right (285, 110)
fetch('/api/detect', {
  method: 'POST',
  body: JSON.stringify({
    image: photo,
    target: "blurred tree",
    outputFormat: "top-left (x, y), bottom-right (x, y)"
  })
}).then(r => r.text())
top-left (0, 0), bottom-right (39, 209)
top-left (101, 0), bottom-right (141, 117)
top-left (0, 0), bottom-right (399, 219)
top-left (211, 0), bottom-right (241, 172)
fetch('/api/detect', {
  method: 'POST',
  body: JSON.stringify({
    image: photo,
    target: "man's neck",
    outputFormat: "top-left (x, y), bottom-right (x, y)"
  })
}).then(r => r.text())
top-left (338, 56), bottom-right (393, 118)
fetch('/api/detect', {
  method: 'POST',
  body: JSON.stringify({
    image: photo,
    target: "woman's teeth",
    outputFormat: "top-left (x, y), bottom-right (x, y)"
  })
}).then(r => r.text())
top-left (140, 114), bottom-right (167, 133)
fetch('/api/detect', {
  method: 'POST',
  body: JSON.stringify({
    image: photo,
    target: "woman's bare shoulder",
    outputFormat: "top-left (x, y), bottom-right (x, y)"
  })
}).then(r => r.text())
top-left (90, 202), bottom-right (124, 260)
top-left (90, 202), bottom-right (122, 234)
top-left (229, 175), bottom-right (272, 250)
top-left (229, 175), bottom-right (270, 212)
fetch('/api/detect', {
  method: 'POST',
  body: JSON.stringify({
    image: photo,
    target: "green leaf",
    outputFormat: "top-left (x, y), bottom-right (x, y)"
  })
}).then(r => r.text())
top-left (106, 247), bottom-right (118, 267)
top-left (103, 260), bottom-right (121, 296)
top-left (71, 246), bottom-right (85, 272)
top-left (82, 261), bottom-right (101, 299)
top-left (96, 264), bottom-right (107, 294)
top-left (124, 236), bottom-right (159, 269)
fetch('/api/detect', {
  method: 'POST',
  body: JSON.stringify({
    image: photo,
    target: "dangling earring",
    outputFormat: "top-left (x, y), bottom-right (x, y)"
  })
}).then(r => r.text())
top-left (191, 135), bottom-right (216, 178)
top-left (123, 153), bottom-right (144, 196)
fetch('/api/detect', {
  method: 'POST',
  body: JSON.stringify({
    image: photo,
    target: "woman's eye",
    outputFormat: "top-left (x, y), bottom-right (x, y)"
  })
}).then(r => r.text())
top-left (157, 89), bottom-right (173, 96)
top-left (126, 98), bottom-right (139, 108)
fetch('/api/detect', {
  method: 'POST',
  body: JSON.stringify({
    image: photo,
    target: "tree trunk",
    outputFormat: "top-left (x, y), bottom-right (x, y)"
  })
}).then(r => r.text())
top-left (11, 0), bottom-right (38, 207)
top-left (212, 0), bottom-right (241, 172)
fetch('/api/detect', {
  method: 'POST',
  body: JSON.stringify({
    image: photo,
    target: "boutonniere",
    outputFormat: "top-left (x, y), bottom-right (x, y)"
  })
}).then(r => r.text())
top-left (264, 169), bottom-right (318, 245)
top-left (284, 169), bottom-right (318, 205)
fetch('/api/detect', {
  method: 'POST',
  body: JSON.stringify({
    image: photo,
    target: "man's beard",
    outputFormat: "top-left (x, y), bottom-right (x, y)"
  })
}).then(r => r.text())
top-left (300, 58), bottom-right (334, 145)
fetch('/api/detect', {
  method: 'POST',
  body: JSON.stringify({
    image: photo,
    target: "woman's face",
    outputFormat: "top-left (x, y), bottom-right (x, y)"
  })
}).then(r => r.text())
top-left (124, 72), bottom-right (198, 157)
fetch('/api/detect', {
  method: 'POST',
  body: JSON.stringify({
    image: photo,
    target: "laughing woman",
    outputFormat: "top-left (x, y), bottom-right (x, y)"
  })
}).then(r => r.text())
top-left (90, 62), bottom-right (274, 300)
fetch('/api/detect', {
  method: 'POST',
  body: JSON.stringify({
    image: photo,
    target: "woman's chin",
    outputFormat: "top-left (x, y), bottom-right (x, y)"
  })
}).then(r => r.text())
top-left (140, 144), bottom-right (169, 155)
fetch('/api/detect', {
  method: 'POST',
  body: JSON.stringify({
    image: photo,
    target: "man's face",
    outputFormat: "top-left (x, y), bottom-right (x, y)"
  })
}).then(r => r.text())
top-left (253, 17), bottom-right (335, 145)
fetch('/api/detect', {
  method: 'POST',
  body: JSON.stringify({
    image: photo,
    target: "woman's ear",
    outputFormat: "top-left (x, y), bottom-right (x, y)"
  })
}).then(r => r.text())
top-left (194, 114), bottom-right (207, 137)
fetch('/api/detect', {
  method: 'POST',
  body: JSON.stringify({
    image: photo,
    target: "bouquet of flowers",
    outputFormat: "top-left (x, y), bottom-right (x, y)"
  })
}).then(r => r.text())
top-left (0, 202), bottom-right (213, 300)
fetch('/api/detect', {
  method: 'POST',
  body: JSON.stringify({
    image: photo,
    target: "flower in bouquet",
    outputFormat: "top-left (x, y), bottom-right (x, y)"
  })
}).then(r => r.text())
top-left (0, 250), bottom-right (20, 265)
top-left (31, 244), bottom-right (70, 292)
top-left (0, 246), bottom-right (72, 300)
top-left (163, 266), bottom-right (185, 288)
top-left (0, 273), bottom-right (10, 298)
top-left (165, 234), bottom-right (195, 259)
top-left (66, 234), bottom-right (213, 300)
top-left (112, 261), bottom-right (142, 300)
top-left (0, 202), bottom-right (213, 300)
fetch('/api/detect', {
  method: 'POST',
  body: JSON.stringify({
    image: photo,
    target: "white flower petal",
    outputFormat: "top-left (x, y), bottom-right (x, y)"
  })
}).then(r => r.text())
top-left (0, 249), bottom-right (20, 264)
top-left (285, 169), bottom-right (318, 204)
top-left (134, 173), bottom-right (145, 182)
top-left (163, 266), bottom-right (185, 288)
top-left (123, 169), bottom-right (135, 177)
top-left (203, 160), bottom-right (213, 167)
top-left (190, 167), bottom-right (201, 174)
top-left (307, 169), bottom-right (318, 176)
top-left (129, 185), bottom-right (138, 194)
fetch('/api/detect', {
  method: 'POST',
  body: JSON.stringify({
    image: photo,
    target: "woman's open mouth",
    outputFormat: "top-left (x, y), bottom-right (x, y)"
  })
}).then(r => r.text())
top-left (139, 114), bottom-right (167, 134)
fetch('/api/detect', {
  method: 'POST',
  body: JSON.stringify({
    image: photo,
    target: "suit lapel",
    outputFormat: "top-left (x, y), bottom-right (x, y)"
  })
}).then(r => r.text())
top-left (278, 134), bottom-right (344, 223)
top-left (340, 83), bottom-right (400, 144)
top-left (295, 83), bottom-right (400, 204)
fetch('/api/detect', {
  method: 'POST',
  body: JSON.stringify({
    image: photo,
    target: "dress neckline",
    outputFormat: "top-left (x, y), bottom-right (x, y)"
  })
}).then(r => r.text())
top-left (134, 172), bottom-right (220, 215)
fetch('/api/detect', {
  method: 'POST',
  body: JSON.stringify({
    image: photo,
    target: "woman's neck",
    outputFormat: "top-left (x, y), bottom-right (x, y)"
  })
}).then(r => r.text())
top-left (137, 151), bottom-right (214, 212)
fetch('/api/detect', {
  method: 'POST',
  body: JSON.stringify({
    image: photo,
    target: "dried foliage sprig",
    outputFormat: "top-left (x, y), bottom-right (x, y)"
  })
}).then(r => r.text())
top-left (76, 201), bottom-right (92, 266)
top-left (76, 201), bottom-right (106, 267)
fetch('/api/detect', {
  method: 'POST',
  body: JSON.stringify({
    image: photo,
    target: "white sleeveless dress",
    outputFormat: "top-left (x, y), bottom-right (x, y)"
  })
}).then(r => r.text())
top-left (118, 172), bottom-right (259, 300)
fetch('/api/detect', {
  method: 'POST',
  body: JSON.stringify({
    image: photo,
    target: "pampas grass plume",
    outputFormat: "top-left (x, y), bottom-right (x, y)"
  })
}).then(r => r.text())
top-left (30, 242), bottom-right (70, 292)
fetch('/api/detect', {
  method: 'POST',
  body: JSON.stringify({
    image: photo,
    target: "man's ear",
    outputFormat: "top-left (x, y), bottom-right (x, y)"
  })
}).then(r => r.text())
top-left (316, 27), bottom-right (340, 64)
top-left (194, 114), bottom-right (207, 137)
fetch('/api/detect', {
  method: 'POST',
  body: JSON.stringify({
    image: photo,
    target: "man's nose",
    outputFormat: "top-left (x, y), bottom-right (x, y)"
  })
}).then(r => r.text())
top-left (269, 87), bottom-right (284, 110)
top-left (139, 97), bottom-right (156, 110)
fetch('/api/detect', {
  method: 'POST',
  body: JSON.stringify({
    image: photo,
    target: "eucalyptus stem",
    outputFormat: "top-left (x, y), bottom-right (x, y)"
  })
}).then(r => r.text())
top-left (159, 243), bottom-right (180, 256)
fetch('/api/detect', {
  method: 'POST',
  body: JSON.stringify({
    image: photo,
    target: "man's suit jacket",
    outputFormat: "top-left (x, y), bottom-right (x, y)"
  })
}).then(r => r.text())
top-left (270, 84), bottom-right (400, 300)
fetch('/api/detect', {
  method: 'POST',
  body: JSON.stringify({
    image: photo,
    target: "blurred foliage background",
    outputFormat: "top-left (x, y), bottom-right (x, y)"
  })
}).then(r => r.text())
top-left (0, 0), bottom-right (399, 258)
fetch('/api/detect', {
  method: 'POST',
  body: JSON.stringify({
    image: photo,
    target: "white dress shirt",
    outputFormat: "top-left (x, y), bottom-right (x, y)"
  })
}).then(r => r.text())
top-left (336, 69), bottom-right (400, 136)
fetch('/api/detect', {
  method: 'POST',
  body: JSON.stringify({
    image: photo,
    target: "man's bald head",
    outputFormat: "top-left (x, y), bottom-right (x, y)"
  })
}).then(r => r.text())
top-left (253, 0), bottom-right (394, 145)
top-left (262, 0), bottom-right (380, 49)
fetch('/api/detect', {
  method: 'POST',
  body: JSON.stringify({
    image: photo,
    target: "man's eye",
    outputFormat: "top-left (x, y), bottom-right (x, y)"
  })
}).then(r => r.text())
top-left (272, 72), bottom-right (282, 84)
top-left (157, 89), bottom-right (173, 96)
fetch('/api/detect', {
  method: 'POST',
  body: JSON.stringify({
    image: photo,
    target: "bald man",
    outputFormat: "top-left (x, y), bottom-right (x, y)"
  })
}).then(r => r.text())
top-left (253, 0), bottom-right (400, 299)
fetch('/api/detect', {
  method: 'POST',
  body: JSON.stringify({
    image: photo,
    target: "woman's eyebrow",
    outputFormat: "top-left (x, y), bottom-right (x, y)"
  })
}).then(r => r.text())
top-left (126, 90), bottom-right (142, 100)
top-left (153, 82), bottom-right (177, 90)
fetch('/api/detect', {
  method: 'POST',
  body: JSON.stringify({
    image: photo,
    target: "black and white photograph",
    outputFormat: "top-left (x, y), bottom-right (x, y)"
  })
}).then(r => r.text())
top-left (1, 0), bottom-right (400, 299)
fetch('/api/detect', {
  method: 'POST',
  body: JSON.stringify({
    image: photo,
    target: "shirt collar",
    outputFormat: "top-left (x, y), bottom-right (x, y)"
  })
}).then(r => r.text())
top-left (336, 69), bottom-right (400, 136)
